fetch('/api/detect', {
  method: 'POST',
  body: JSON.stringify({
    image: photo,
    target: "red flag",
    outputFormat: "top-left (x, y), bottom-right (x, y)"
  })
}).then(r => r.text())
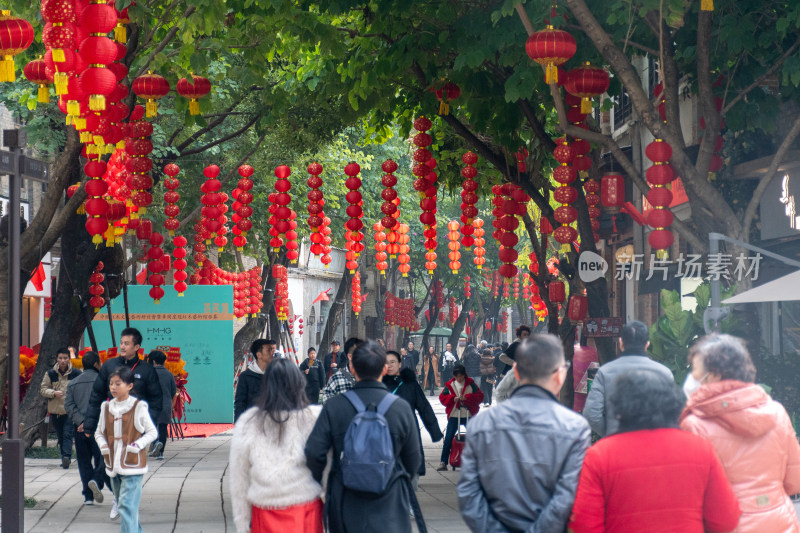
top-left (29, 262), bottom-right (46, 291)
top-left (312, 288), bottom-right (332, 305)
top-left (136, 265), bottom-right (147, 284)
top-left (360, 292), bottom-right (368, 303)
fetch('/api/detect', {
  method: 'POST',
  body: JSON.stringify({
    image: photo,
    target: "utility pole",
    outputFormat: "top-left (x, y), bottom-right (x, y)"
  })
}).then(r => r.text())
top-left (3, 128), bottom-right (26, 531)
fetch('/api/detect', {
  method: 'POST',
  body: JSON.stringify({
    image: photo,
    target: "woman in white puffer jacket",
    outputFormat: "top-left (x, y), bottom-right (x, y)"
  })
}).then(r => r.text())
top-left (228, 358), bottom-right (323, 533)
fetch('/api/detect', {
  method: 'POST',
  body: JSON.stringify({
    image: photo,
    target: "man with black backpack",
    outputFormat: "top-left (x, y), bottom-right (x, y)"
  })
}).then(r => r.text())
top-left (305, 340), bottom-right (424, 533)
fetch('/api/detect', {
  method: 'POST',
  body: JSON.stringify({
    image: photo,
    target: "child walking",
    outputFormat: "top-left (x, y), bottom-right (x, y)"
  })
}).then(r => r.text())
top-left (95, 366), bottom-right (157, 532)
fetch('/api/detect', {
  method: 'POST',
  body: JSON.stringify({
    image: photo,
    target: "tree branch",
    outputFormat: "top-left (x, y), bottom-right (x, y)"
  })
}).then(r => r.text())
top-left (742, 112), bottom-right (800, 239)
top-left (695, 11), bottom-right (720, 179)
top-left (518, 98), bottom-right (556, 152)
top-left (723, 35), bottom-right (800, 115)
top-left (135, 4), bottom-right (197, 78)
top-left (179, 114), bottom-right (259, 157)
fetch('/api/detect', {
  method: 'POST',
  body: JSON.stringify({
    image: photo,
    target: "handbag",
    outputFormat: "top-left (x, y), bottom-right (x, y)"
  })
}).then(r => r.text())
top-left (448, 412), bottom-right (467, 469)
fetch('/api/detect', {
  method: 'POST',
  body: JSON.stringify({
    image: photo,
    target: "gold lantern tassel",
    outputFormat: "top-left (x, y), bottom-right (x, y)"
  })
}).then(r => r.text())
top-left (178, 291), bottom-right (184, 297)
top-left (52, 48), bottom-right (65, 62)
top-left (65, 114), bottom-right (73, 126)
top-left (189, 99), bottom-right (200, 115)
top-left (0, 55), bottom-right (15, 83)
top-left (80, 131), bottom-right (92, 143)
top-left (115, 23), bottom-right (127, 43)
top-left (104, 225), bottom-right (115, 247)
top-left (77, 201), bottom-right (85, 215)
top-left (116, 140), bottom-right (126, 150)
top-left (701, 0), bottom-right (713, 10)
top-left (67, 100), bottom-right (80, 116)
top-left (546, 63), bottom-right (557, 84)
top-left (54, 72), bottom-right (68, 94)
top-left (146, 99), bottom-right (158, 117)
top-left (38, 85), bottom-right (50, 103)
top-left (92, 232), bottom-right (104, 245)
top-left (656, 249), bottom-right (669, 260)
top-left (581, 97), bottom-right (592, 114)
top-left (438, 99), bottom-right (449, 116)
top-left (89, 94), bottom-right (106, 111)
top-left (560, 243), bottom-right (571, 253)
top-left (73, 117), bottom-right (86, 130)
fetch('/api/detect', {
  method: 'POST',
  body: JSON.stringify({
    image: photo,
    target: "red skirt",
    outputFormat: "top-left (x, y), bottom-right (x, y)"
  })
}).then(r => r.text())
top-left (251, 498), bottom-right (323, 533)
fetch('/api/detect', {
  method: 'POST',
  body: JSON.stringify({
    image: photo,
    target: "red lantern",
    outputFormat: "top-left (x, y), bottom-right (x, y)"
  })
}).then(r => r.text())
top-left (568, 294), bottom-right (588, 322)
top-left (601, 173), bottom-right (625, 213)
top-left (564, 62), bottom-right (610, 114)
top-left (132, 71), bottom-right (170, 117)
top-left (24, 57), bottom-right (52, 103)
top-left (0, 11), bottom-right (34, 83)
top-left (525, 25), bottom-right (576, 84)
top-left (433, 81), bottom-right (460, 115)
top-left (548, 281), bottom-right (565, 303)
top-left (89, 262), bottom-right (105, 312)
top-left (176, 75), bottom-right (211, 115)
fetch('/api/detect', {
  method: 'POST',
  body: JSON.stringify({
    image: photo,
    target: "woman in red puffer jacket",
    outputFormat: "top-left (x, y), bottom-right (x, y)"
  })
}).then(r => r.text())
top-left (680, 334), bottom-right (800, 533)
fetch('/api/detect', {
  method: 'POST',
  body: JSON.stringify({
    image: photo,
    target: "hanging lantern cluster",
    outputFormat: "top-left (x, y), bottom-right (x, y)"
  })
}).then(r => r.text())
top-left (320, 216), bottom-right (333, 268)
top-left (564, 90), bottom-right (601, 243)
top-left (274, 264), bottom-right (289, 321)
top-left (645, 132), bottom-right (676, 259)
top-left (522, 275), bottom-right (531, 301)
top-left (380, 159), bottom-right (399, 232)
top-left (343, 162), bottom-right (363, 275)
top-left (352, 271), bottom-right (362, 317)
top-left (503, 275), bottom-right (511, 299)
top-left (89, 261), bottom-right (105, 312)
top-left (306, 162), bottom-right (325, 257)
top-left (374, 221), bottom-right (388, 276)
top-left (200, 164), bottom-right (223, 245)
top-left (298, 317), bottom-right (304, 337)
top-left (172, 235), bottom-right (188, 296)
top-left (515, 147), bottom-right (528, 174)
top-left (447, 220), bottom-right (461, 274)
top-left (472, 218), bottom-right (486, 270)
top-left (176, 74), bottom-right (211, 115)
top-left (147, 231), bottom-right (166, 304)
top-left (269, 165), bottom-right (292, 251)
top-left (397, 223), bottom-right (411, 277)
top-left (412, 117), bottom-right (438, 275)
top-left (126, 117), bottom-right (154, 217)
top-left (513, 275), bottom-right (520, 300)
top-left (500, 310), bottom-right (509, 333)
top-left (285, 209), bottom-right (299, 263)
top-left (435, 279), bottom-right (444, 314)
top-left (226, 267), bottom-right (263, 318)
top-left (83, 157), bottom-right (109, 245)
top-left (162, 163), bottom-right (180, 236)
top-left (525, 24), bottom-right (576, 84)
top-left (384, 292), bottom-right (416, 330)
top-left (0, 10), bottom-right (34, 82)
top-left (492, 270), bottom-right (501, 299)
top-left (495, 183), bottom-right (528, 280)
top-left (231, 164), bottom-right (254, 251)
top-left (448, 296), bottom-right (458, 325)
top-left (433, 81), bottom-right (460, 116)
top-left (460, 151), bottom-right (479, 249)
top-left (464, 275), bottom-right (472, 299)
top-left (552, 137), bottom-right (578, 252)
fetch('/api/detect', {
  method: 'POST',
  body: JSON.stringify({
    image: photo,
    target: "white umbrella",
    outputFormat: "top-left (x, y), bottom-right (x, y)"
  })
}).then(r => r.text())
top-left (722, 270), bottom-right (800, 304)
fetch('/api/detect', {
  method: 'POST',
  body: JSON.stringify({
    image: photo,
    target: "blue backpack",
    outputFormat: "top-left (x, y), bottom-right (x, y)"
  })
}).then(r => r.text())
top-left (341, 390), bottom-right (398, 494)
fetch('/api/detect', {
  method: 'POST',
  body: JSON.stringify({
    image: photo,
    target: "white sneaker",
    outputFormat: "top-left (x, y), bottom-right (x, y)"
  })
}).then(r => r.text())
top-left (110, 499), bottom-right (120, 521)
top-left (88, 480), bottom-right (104, 503)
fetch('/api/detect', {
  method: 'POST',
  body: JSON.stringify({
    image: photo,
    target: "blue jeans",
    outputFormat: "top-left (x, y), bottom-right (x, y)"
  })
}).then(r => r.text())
top-left (440, 416), bottom-right (468, 463)
top-left (110, 474), bottom-right (143, 533)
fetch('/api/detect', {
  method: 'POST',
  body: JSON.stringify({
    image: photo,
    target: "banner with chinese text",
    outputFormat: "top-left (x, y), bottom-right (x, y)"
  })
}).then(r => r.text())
top-left (89, 285), bottom-right (234, 423)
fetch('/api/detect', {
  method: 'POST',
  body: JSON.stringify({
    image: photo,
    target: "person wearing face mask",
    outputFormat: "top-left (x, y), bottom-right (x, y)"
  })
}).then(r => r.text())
top-left (682, 344), bottom-right (705, 398)
top-left (680, 334), bottom-right (800, 533)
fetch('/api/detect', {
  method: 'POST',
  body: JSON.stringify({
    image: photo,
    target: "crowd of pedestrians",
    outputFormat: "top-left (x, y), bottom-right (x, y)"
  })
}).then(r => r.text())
top-left (41, 319), bottom-right (800, 533)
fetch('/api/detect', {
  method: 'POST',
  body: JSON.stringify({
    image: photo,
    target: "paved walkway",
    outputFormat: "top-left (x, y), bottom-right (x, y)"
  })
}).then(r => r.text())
top-left (2, 392), bottom-right (468, 533)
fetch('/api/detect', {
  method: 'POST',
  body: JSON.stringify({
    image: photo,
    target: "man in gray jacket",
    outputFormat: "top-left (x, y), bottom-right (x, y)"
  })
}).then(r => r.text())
top-left (64, 350), bottom-right (108, 505)
top-left (457, 335), bottom-right (591, 532)
top-left (583, 320), bottom-right (674, 437)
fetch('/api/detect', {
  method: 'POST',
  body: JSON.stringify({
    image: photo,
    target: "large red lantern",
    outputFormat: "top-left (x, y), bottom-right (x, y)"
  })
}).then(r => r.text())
top-left (564, 62), bottom-right (610, 114)
top-left (525, 25), bottom-right (576, 84)
top-left (176, 74), bottom-right (211, 115)
top-left (0, 10), bottom-right (34, 83)
top-left (132, 71), bottom-right (170, 117)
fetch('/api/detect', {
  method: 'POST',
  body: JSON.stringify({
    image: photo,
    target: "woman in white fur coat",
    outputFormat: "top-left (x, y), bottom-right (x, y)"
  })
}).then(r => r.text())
top-left (229, 358), bottom-right (323, 533)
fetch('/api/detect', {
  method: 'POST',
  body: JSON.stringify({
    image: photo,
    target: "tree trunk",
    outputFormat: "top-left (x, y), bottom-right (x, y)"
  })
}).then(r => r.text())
top-left (319, 270), bottom-right (351, 350)
top-left (448, 297), bottom-right (472, 348)
top-left (19, 212), bottom-right (124, 448)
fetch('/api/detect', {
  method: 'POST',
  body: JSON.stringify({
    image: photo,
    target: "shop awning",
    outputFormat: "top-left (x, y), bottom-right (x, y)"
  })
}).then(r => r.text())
top-left (722, 270), bottom-right (800, 304)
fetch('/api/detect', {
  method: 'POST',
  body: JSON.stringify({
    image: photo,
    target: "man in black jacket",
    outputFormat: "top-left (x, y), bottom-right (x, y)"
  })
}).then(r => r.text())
top-left (83, 327), bottom-right (163, 437)
top-left (306, 341), bottom-right (421, 533)
top-left (233, 338), bottom-right (276, 421)
top-left (323, 340), bottom-right (345, 383)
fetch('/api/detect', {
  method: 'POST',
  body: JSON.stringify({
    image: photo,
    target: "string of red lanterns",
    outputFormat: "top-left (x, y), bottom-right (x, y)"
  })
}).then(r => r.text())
top-left (344, 162), bottom-right (363, 275)
top-left (412, 116), bottom-right (438, 275)
top-left (172, 235), bottom-right (188, 296)
top-left (460, 151), bottom-right (479, 249)
top-left (162, 163), bottom-right (180, 236)
top-left (352, 271), bottom-right (362, 317)
top-left (89, 261), bottom-right (105, 312)
top-left (472, 218), bottom-right (486, 270)
top-left (447, 220), bottom-right (461, 274)
top-left (306, 162), bottom-right (325, 258)
top-left (232, 164), bottom-right (254, 251)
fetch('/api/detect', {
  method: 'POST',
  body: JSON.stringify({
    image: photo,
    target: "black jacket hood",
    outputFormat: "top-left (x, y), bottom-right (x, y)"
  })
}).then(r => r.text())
top-left (400, 367), bottom-right (417, 384)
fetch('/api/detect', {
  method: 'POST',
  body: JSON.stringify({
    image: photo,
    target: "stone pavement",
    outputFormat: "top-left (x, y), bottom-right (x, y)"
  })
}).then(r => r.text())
top-left (2, 391), bottom-right (468, 533)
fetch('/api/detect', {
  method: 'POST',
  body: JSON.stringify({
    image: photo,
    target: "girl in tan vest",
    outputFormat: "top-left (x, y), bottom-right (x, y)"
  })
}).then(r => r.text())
top-left (95, 366), bottom-right (157, 531)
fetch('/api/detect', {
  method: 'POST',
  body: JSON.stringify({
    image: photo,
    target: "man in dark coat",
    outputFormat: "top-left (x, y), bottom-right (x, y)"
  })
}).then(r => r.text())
top-left (83, 327), bottom-right (163, 436)
top-left (461, 344), bottom-right (482, 380)
top-left (299, 347), bottom-right (325, 404)
top-left (306, 341), bottom-right (421, 533)
top-left (148, 350), bottom-right (177, 459)
top-left (233, 338), bottom-right (276, 421)
top-left (323, 340), bottom-right (346, 382)
top-left (407, 341), bottom-right (420, 370)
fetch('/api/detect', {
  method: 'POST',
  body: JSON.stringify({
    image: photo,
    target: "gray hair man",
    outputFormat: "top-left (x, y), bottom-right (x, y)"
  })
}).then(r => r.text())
top-left (457, 335), bottom-right (591, 532)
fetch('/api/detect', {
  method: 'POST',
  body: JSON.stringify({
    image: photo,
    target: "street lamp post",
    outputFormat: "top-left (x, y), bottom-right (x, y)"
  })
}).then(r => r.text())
top-left (2, 129), bottom-right (26, 531)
